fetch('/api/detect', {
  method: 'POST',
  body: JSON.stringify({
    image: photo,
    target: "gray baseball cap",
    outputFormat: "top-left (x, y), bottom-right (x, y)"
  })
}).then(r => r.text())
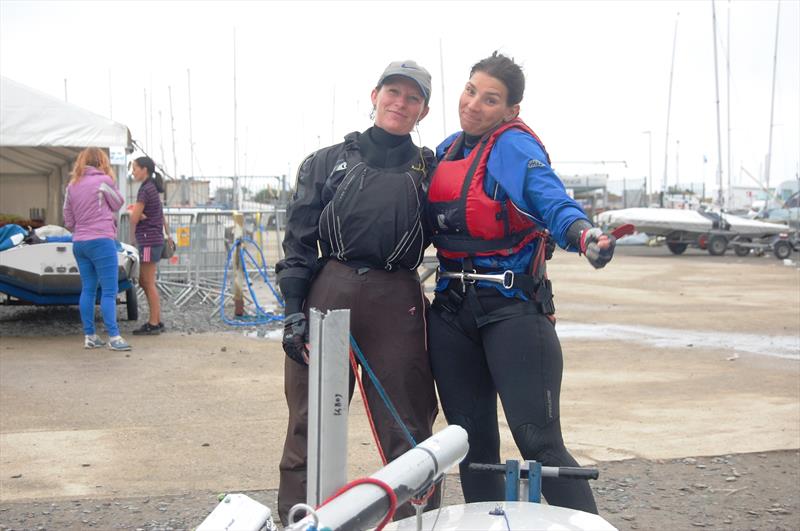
top-left (377, 60), bottom-right (432, 104)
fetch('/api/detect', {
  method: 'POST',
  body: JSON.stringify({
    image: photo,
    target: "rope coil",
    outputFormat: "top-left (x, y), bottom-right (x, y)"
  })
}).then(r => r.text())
top-left (220, 236), bottom-right (284, 326)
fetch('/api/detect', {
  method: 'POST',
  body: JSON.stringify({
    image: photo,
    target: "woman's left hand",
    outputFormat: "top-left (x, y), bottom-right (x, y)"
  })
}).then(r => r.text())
top-left (580, 228), bottom-right (616, 269)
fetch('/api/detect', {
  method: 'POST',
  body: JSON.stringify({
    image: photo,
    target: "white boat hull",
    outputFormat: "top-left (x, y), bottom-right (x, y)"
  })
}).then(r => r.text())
top-left (0, 241), bottom-right (139, 301)
top-left (385, 501), bottom-right (617, 531)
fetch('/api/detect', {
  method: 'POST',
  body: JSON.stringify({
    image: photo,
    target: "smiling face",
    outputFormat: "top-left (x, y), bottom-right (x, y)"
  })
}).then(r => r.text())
top-left (458, 71), bottom-right (520, 136)
top-left (371, 76), bottom-right (430, 135)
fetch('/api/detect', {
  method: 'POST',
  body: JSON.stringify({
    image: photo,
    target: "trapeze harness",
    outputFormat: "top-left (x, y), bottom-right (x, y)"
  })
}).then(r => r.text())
top-left (427, 118), bottom-right (556, 323)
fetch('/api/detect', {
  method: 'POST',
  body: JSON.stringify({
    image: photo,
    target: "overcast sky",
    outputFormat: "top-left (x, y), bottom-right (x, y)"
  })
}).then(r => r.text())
top-left (1, 0), bottom-right (798, 194)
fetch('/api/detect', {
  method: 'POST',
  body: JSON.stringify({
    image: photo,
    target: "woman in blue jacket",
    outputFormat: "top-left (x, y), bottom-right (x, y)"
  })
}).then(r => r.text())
top-left (426, 52), bottom-right (616, 513)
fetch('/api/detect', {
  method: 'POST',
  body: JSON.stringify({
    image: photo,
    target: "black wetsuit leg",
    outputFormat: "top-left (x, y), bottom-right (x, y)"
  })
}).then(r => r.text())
top-left (428, 298), bottom-right (505, 502)
top-left (429, 289), bottom-right (597, 513)
top-left (482, 303), bottom-right (598, 514)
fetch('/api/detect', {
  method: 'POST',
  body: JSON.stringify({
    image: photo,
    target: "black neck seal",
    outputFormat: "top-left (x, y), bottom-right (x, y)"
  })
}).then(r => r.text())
top-left (357, 126), bottom-right (418, 169)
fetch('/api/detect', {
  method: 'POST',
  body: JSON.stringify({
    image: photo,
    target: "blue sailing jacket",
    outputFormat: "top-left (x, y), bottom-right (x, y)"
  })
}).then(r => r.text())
top-left (433, 128), bottom-right (590, 298)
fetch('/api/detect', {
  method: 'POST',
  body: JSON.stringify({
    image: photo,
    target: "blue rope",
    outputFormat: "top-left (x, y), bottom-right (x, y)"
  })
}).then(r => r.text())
top-left (239, 237), bottom-right (285, 308)
top-left (349, 335), bottom-right (417, 447)
top-left (220, 237), bottom-right (284, 326)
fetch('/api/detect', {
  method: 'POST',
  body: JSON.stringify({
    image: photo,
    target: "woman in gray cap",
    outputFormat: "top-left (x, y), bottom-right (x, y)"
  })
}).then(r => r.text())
top-left (275, 59), bottom-right (440, 525)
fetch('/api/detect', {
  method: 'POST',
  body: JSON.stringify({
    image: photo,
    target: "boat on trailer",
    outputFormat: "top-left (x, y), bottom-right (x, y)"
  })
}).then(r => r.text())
top-left (0, 235), bottom-right (140, 319)
top-left (597, 207), bottom-right (794, 257)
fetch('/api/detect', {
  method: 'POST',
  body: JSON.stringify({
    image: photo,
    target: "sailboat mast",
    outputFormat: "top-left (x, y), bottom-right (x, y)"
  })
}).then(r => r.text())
top-left (765, 0), bottom-right (781, 193)
top-left (188, 69), bottom-right (195, 178)
top-left (159, 110), bottom-right (166, 169)
top-left (726, 0), bottom-right (732, 206)
top-left (712, 0), bottom-right (724, 208)
top-left (108, 69), bottom-right (113, 119)
top-left (143, 89), bottom-right (149, 154)
top-left (662, 13), bottom-right (679, 203)
top-left (149, 77), bottom-right (154, 157)
top-left (233, 28), bottom-right (239, 209)
top-left (439, 38), bottom-right (447, 137)
top-left (169, 85), bottom-right (178, 178)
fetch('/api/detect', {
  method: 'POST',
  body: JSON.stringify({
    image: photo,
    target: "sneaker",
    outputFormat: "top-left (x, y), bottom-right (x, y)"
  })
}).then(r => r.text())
top-left (132, 322), bottom-right (162, 335)
top-left (84, 335), bottom-right (106, 349)
top-left (108, 336), bottom-right (132, 351)
top-left (158, 322), bottom-right (166, 332)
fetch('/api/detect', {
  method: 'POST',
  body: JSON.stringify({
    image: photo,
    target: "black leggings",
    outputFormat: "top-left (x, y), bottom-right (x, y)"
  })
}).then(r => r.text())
top-left (428, 287), bottom-right (597, 514)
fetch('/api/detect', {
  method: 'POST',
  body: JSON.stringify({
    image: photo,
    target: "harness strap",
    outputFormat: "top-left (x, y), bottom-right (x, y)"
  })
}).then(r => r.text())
top-left (438, 256), bottom-right (553, 314)
top-left (430, 227), bottom-right (536, 254)
top-left (434, 279), bottom-right (555, 328)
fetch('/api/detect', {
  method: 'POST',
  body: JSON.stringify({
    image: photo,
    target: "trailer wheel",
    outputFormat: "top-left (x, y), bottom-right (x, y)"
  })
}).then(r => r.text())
top-left (708, 234), bottom-right (728, 256)
top-left (667, 242), bottom-right (688, 255)
top-left (774, 240), bottom-right (792, 260)
top-left (734, 238), bottom-right (751, 257)
top-left (126, 287), bottom-right (139, 321)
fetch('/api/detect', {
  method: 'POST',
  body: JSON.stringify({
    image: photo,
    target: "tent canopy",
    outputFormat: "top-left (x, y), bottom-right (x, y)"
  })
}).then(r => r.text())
top-left (0, 76), bottom-right (132, 224)
top-left (0, 76), bottom-right (130, 149)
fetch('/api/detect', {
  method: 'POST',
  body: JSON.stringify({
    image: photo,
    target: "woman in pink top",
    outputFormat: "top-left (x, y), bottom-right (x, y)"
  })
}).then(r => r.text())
top-left (63, 148), bottom-right (131, 351)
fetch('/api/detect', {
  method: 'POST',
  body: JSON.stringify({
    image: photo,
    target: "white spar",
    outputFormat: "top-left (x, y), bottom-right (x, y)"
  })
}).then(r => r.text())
top-left (286, 425), bottom-right (468, 531)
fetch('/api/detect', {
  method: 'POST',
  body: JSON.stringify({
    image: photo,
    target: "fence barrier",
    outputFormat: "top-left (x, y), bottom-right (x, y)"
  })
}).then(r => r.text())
top-left (119, 209), bottom-right (285, 318)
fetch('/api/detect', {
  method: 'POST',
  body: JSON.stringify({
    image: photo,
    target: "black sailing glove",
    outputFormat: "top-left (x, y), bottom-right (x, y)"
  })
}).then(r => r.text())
top-left (579, 228), bottom-right (617, 269)
top-left (282, 312), bottom-right (309, 365)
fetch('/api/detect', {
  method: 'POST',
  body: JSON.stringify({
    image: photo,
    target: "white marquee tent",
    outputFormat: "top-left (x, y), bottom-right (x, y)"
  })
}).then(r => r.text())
top-left (0, 76), bottom-right (132, 225)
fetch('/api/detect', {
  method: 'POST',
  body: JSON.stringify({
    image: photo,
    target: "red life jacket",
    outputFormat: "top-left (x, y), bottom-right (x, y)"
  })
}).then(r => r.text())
top-left (427, 118), bottom-right (550, 259)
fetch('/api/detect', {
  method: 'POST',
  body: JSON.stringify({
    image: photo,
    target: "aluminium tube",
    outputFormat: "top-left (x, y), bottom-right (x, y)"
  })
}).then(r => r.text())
top-left (286, 425), bottom-right (468, 531)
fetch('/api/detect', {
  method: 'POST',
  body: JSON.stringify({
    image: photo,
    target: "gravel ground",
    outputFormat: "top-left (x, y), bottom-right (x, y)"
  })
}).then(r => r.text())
top-left (0, 450), bottom-right (797, 530)
top-left (0, 282), bottom-right (279, 338)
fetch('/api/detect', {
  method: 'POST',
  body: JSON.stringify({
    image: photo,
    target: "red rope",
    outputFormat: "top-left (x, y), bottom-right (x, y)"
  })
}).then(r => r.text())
top-left (350, 347), bottom-right (388, 465)
top-left (319, 477), bottom-right (398, 530)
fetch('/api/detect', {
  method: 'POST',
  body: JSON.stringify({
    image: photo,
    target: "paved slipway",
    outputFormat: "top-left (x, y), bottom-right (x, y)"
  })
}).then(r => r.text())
top-left (1, 247), bottom-right (798, 530)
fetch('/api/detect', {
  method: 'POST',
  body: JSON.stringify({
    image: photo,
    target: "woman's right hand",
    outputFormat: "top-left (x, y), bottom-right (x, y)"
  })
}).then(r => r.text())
top-left (283, 313), bottom-right (310, 365)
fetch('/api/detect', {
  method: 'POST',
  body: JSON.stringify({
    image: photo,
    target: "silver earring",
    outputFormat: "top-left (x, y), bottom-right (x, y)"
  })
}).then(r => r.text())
top-left (369, 107), bottom-right (376, 121)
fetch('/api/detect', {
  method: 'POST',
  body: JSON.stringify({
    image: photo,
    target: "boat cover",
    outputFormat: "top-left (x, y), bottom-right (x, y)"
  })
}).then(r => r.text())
top-left (0, 224), bottom-right (27, 252)
top-left (597, 208), bottom-right (788, 237)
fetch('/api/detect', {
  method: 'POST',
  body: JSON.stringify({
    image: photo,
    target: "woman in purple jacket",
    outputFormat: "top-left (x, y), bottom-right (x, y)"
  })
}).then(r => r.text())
top-left (63, 147), bottom-right (131, 351)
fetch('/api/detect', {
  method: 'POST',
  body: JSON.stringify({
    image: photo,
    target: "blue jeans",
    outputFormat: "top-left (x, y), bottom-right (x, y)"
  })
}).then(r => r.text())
top-left (72, 238), bottom-right (120, 337)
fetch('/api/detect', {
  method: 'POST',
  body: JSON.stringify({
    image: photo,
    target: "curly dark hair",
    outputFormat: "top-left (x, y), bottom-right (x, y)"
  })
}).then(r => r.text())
top-left (470, 52), bottom-right (525, 106)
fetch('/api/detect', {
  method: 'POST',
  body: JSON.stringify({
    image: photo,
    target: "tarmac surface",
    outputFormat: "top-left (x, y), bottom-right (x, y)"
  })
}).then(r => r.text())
top-left (1, 245), bottom-right (798, 530)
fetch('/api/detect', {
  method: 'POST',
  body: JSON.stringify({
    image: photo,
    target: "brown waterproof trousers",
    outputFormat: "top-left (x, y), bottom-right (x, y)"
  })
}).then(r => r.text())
top-left (277, 260), bottom-right (440, 525)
